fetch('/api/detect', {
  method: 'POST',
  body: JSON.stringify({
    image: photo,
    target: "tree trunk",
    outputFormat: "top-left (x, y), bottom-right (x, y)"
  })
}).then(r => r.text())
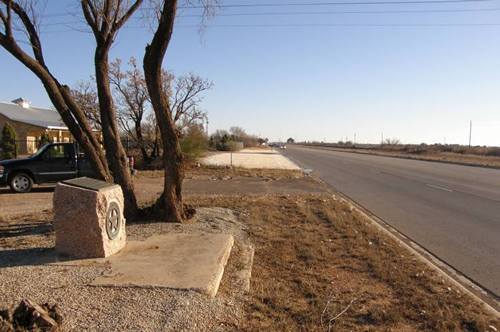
top-left (144, 67), bottom-right (185, 221)
top-left (94, 46), bottom-right (138, 219)
top-left (152, 125), bottom-right (160, 159)
top-left (134, 119), bottom-right (150, 164)
top-left (157, 144), bottom-right (184, 221)
top-left (143, 0), bottom-right (185, 222)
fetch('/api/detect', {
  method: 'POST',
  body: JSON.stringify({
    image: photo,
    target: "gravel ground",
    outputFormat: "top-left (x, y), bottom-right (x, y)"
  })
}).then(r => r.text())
top-left (200, 149), bottom-right (300, 170)
top-left (0, 187), bottom-right (53, 217)
top-left (0, 208), bottom-right (251, 331)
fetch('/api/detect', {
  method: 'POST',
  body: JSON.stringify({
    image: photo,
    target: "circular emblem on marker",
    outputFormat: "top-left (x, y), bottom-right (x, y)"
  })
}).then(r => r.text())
top-left (106, 201), bottom-right (121, 240)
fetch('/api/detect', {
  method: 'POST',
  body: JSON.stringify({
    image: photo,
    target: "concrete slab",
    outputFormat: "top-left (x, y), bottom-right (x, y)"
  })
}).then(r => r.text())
top-left (234, 244), bottom-right (255, 293)
top-left (201, 148), bottom-right (300, 170)
top-left (91, 233), bottom-right (234, 297)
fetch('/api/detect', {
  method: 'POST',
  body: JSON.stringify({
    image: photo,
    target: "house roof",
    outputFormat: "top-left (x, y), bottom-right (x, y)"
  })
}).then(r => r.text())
top-left (0, 101), bottom-right (68, 130)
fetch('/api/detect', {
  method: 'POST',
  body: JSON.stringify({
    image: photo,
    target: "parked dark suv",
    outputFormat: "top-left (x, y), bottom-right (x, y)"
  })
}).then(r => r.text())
top-left (0, 143), bottom-right (96, 193)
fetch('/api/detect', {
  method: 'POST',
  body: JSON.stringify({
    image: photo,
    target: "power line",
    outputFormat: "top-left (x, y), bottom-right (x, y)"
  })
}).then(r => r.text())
top-left (40, 7), bottom-right (500, 25)
top-left (40, 0), bottom-right (494, 17)
top-left (40, 22), bottom-right (500, 33)
top-left (34, 0), bottom-right (500, 32)
top-left (179, 7), bottom-right (500, 16)
top-left (176, 22), bottom-right (500, 26)
top-left (39, 5), bottom-right (500, 27)
top-left (177, 0), bottom-right (493, 8)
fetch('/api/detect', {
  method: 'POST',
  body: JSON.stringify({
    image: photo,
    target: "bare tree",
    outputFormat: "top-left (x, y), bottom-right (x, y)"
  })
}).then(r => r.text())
top-left (109, 57), bottom-right (152, 162)
top-left (81, 0), bottom-right (143, 217)
top-left (171, 73), bottom-right (212, 132)
top-left (71, 80), bottom-right (101, 130)
top-left (0, 0), bottom-right (110, 183)
top-left (383, 138), bottom-right (401, 146)
top-left (228, 126), bottom-right (259, 147)
top-left (143, 111), bottom-right (161, 158)
top-left (110, 57), bottom-right (211, 164)
top-left (229, 126), bottom-right (246, 139)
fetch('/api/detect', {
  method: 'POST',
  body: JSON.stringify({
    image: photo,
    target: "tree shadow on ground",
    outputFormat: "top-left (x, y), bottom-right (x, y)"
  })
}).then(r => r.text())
top-left (131, 204), bottom-right (197, 225)
top-left (0, 222), bottom-right (52, 239)
top-left (0, 247), bottom-right (58, 268)
top-left (0, 186), bottom-right (55, 195)
top-left (0, 222), bottom-right (57, 267)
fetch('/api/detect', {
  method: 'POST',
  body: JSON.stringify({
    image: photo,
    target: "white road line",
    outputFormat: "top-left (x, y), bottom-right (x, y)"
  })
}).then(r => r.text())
top-left (426, 183), bottom-right (454, 192)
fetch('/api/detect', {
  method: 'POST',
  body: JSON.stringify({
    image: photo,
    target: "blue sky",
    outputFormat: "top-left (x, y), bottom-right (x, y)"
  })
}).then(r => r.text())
top-left (1, 1), bottom-right (499, 145)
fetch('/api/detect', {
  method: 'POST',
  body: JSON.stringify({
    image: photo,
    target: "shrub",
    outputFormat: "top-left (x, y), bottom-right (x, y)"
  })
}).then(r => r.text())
top-left (485, 147), bottom-right (500, 157)
top-left (451, 145), bottom-right (468, 154)
top-left (217, 141), bottom-right (244, 151)
top-left (38, 132), bottom-right (51, 148)
top-left (210, 127), bottom-right (260, 149)
top-left (406, 145), bottom-right (426, 154)
top-left (1, 122), bottom-right (17, 160)
top-left (180, 125), bottom-right (208, 161)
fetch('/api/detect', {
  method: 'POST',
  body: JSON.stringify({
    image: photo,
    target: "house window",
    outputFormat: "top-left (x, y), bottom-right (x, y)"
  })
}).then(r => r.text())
top-left (26, 136), bottom-right (37, 154)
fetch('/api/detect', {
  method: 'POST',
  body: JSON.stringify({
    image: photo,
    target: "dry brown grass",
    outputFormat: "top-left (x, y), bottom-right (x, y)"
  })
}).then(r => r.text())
top-left (188, 194), bottom-right (499, 332)
top-left (305, 145), bottom-right (500, 168)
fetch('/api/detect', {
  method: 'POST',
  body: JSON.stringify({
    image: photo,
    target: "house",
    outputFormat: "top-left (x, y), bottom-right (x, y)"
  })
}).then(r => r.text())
top-left (0, 98), bottom-right (71, 154)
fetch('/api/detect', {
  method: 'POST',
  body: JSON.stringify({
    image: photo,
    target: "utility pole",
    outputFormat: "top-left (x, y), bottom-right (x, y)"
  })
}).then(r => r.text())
top-left (468, 120), bottom-right (472, 148)
top-left (381, 132), bottom-right (384, 145)
top-left (354, 133), bottom-right (357, 144)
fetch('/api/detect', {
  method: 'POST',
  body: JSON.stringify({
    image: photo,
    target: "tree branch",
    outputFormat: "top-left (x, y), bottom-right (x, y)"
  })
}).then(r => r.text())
top-left (113, 0), bottom-right (142, 32)
top-left (100, 0), bottom-right (112, 38)
top-left (81, 0), bottom-right (100, 39)
top-left (0, 2), bottom-right (12, 38)
top-left (0, 1), bottom-right (11, 23)
top-left (7, 1), bottom-right (46, 67)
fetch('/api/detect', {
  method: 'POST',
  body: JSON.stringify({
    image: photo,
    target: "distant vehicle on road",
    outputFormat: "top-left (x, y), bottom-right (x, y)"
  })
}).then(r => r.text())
top-left (269, 142), bottom-right (287, 149)
top-left (0, 143), bottom-right (97, 193)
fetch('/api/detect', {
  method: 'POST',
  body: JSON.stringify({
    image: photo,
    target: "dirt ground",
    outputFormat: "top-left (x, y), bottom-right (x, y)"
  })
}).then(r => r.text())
top-left (1, 167), bottom-right (499, 331)
top-left (0, 166), bottom-right (319, 217)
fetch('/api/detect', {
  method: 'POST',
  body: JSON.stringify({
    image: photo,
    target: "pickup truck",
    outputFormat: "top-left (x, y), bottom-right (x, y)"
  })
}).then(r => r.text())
top-left (0, 142), bottom-right (96, 193)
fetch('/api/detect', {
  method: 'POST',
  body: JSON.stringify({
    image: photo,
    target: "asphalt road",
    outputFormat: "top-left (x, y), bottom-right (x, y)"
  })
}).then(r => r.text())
top-left (283, 145), bottom-right (500, 297)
